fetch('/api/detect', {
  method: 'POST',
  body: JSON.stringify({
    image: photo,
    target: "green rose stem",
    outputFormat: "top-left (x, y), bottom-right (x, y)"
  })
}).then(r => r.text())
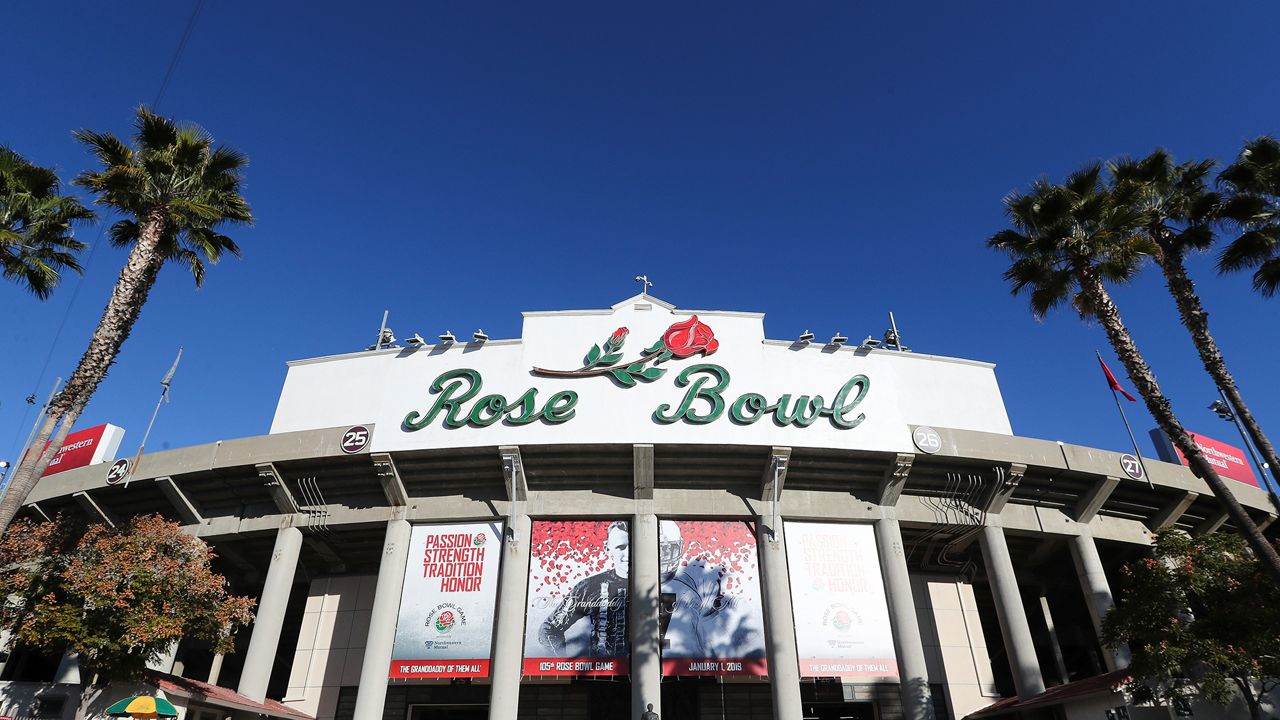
top-left (532, 349), bottom-right (662, 378)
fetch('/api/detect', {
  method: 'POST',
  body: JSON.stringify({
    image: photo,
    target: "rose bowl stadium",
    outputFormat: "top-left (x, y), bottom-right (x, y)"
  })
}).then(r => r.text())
top-left (3, 293), bottom-right (1277, 720)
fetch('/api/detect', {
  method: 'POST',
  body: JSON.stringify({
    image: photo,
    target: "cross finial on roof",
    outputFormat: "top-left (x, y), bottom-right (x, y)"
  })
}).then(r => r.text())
top-left (634, 274), bottom-right (653, 294)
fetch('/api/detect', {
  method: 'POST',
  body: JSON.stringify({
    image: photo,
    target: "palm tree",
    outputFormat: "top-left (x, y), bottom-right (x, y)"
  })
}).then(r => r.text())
top-left (1218, 136), bottom-right (1280, 296)
top-left (1110, 150), bottom-right (1280, 503)
top-left (0, 146), bottom-right (93, 298)
top-left (0, 108), bottom-right (252, 536)
top-left (988, 163), bottom-right (1280, 584)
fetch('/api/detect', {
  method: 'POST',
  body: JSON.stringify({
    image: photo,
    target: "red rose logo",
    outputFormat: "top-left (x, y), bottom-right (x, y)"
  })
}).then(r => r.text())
top-left (661, 315), bottom-right (719, 358)
top-left (435, 610), bottom-right (456, 633)
top-left (609, 327), bottom-right (629, 346)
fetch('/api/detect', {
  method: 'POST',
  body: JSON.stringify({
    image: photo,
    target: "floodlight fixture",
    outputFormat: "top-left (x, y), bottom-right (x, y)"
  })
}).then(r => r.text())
top-left (1209, 400), bottom-right (1234, 421)
top-left (829, 332), bottom-right (847, 347)
top-left (798, 330), bottom-right (815, 343)
top-left (405, 334), bottom-right (426, 347)
top-left (473, 329), bottom-right (489, 343)
top-left (439, 330), bottom-right (457, 344)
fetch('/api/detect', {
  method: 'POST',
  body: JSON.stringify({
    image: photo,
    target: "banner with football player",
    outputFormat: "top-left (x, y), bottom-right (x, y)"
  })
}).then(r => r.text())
top-left (523, 520), bottom-right (630, 677)
top-left (659, 519), bottom-right (767, 676)
top-left (389, 522), bottom-right (503, 679)
top-left (784, 521), bottom-right (898, 681)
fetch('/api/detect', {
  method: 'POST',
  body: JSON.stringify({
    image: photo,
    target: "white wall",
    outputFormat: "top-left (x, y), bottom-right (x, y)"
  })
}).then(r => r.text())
top-left (911, 574), bottom-right (999, 719)
top-left (282, 575), bottom-right (376, 720)
top-left (0, 681), bottom-right (177, 720)
top-left (270, 297), bottom-right (1011, 453)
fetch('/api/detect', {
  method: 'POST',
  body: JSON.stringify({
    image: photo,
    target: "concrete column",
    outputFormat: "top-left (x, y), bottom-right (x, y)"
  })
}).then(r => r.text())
top-left (146, 641), bottom-right (179, 674)
top-left (1069, 532), bottom-right (1130, 671)
top-left (488, 514), bottom-right (532, 720)
top-left (54, 652), bottom-right (81, 684)
top-left (979, 525), bottom-right (1045, 699)
top-left (630, 513), bottom-right (662, 720)
top-left (875, 513), bottom-right (934, 720)
top-left (207, 653), bottom-right (225, 685)
top-left (0, 629), bottom-right (12, 678)
top-left (353, 518), bottom-right (412, 720)
top-left (1037, 592), bottom-right (1068, 685)
top-left (758, 519), bottom-right (804, 720)
top-left (237, 525), bottom-right (303, 703)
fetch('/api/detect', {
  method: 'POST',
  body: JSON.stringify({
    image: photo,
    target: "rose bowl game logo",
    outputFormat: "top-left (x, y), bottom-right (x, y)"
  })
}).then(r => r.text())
top-left (425, 603), bottom-right (466, 637)
top-left (434, 610), bottom-right (456, 634)
top-left (533, 316), bottom-right (719, 388)
top-left (473, 533), bottom-right (486, 547)
top-left (823, 603), bottom-right (860, 634)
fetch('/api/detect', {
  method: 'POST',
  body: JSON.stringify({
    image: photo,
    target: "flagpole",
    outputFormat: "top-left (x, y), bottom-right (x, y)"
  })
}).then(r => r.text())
top-left (1098, 350), bottom-right (1155, 490)
top-left (127, 347), bottom-right (182, 485)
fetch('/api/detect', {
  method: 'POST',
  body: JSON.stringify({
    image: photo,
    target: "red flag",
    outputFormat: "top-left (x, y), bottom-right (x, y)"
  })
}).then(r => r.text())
top-left (1097, 356), bottom-right (1136, 402)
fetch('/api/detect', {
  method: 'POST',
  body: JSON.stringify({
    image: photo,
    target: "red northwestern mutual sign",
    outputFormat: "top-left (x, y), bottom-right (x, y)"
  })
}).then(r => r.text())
top-left (1150, 428), bottom-right (1258, 487)
top-left (40, 424), bottom-right (125, 477)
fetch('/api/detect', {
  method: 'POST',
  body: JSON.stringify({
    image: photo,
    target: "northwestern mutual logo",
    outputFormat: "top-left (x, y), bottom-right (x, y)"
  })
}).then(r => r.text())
top-left (402, 317), bottom-right (869, 431)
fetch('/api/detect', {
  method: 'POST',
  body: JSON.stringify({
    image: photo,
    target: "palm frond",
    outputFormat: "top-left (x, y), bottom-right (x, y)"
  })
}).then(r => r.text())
top-left (72, 130), bottom-right (133, 169)
top-left (1, 147), bottom-right (92, 297)
top-left (1217, 227), bottom-right (1280, 273)
top-left (134, 107), bottom-right (179, 154)
top-left (108, 220), bottom-right (140, 248)
top-left (1253, 258), bottom-right (1280, 297)
top-left (1220, 136), bottom-right (1280, 194)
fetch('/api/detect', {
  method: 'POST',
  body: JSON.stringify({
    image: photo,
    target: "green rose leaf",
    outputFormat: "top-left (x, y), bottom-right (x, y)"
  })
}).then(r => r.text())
top-left (610, 368), bottom-right (637, 387)
top-left (644, 340), bottom-right (665, 355)
top-left (656, 349), bottom-right (673, 364)
top-left (585, 344), bottom-right (602, 367)
top-left (601, 352), bottom-right (623, 365)
top-left (626, 362), bottom-right (646, 373)
top-left (639, 366), bottom-right (666, 381)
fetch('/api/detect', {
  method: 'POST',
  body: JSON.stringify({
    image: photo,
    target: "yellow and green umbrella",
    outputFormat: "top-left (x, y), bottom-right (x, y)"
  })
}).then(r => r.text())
top-left (105, 695), bottom-right (178, 719)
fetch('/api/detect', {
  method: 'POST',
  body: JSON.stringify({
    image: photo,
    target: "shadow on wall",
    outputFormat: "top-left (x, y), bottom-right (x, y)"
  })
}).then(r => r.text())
top-left (901, 676), bottom-right (931, 720)
top-left (0, 681), bottom-right (162, 720)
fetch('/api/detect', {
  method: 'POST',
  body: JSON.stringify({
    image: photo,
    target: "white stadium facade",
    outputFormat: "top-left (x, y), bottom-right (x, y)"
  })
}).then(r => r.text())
top-left (4, 294), bottom-right (1278, 720)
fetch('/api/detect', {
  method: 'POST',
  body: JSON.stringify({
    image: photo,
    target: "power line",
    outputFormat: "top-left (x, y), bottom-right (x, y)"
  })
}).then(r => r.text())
top-left (153, 0), bottom-right (206, 110)
top-left (6, 0), bottom-right (207, 460)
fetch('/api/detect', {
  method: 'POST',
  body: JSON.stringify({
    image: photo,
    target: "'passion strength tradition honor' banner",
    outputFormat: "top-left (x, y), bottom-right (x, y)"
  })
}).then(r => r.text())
top-left (659, 520), bottom-right (766, 676)
top-left (389, 522), bottom-right (502, 679)
top-left (785, 521), bottom-right (897, 681)
top-left (523, 520), bottom-right (630, 677)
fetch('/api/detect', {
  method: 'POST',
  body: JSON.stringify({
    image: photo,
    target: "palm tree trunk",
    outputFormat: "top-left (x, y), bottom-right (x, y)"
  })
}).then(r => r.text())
top-left (1074, 264), bottom-right (1280, 584)
top-left (1154, 241), bottom-right (1280, 507)
top-left (0, 212), bottom-right (167, 536)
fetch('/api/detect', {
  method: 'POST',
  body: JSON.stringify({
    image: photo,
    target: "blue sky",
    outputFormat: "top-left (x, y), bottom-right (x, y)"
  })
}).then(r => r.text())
top-left (2, 2), bottom-right (1278, 482)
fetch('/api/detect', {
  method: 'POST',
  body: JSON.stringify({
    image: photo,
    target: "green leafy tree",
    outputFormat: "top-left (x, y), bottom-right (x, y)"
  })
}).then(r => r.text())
top-left (0, 146), bottom-right (93, 298)
top-left (0, 514), bottom-right (255, 718)
top-left (1218, 136), bottom-right (1280, 296)
top-left (987, 164), bottom-right (1280, 583)
top-left (0, 107), bottom-right (252, 536)
top-left (1102, 530), bottom-right (1280, 720)
top-left (1110, 149), bottom-right (1280, 503)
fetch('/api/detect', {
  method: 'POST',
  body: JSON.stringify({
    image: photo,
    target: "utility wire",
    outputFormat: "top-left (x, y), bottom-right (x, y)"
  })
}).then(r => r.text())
top-left (153, 0), bottom-right (205, 110)
top-left (6, 0), bottom-right (206, 460)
